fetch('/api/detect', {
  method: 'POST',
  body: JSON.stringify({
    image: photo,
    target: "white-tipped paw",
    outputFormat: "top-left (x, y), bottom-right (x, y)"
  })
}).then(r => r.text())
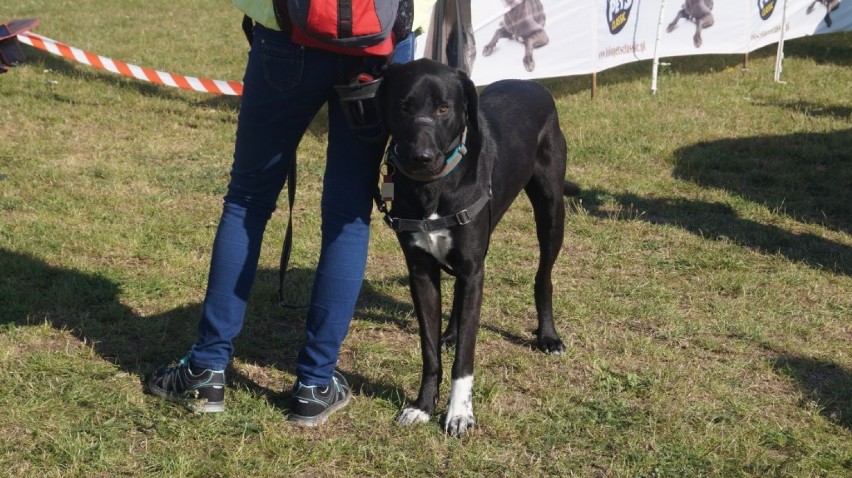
top-left (444, 413), bottom-right (476, 437)
top-left (397, 407), bottom-right (430, 426)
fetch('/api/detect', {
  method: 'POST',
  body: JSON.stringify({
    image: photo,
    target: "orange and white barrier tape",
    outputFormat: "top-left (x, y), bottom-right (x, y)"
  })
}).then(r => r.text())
top-left (16, 31), bottom-right (243, 96)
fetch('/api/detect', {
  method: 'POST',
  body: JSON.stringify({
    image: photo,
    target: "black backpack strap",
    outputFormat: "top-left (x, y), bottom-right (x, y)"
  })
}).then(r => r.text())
top-left (241, 15), bottom-right (254, 45)
top-left (272, 1), bottom-right (293, 32)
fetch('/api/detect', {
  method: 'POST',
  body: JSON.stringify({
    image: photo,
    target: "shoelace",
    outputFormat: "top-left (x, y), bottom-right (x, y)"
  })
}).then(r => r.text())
top-left (157, 353), bottom-right (193, 392)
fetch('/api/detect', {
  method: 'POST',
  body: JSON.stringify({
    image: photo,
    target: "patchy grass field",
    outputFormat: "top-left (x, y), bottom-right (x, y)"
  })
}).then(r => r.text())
top-left (1, 1), bottom-right (850, 476)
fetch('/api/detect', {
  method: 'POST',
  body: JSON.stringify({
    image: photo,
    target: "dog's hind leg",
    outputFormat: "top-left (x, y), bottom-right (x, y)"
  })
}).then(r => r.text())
top-left (525, 182), bottom-right (567, 354)
top-left (440, 308), bottom-right (458, 349)
top-left (523, 123), bottom-right (568, 355)
top-left (397, 255), bottom-right (444, 426)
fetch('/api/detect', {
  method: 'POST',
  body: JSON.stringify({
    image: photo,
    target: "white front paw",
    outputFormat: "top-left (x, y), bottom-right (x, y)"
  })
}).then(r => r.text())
top-left (397, 407), bottom-right (430, 425)
top-left (444, 413), bottom-right (476, 437)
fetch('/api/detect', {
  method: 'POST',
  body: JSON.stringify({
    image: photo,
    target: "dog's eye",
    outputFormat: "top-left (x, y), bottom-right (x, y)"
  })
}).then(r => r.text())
top-left (437, 104), bottom-right (450, 115)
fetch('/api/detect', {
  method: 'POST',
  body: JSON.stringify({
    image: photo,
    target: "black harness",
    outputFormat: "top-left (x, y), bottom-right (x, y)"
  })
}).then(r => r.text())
top-left (374, 130), bottom-right (491, 234)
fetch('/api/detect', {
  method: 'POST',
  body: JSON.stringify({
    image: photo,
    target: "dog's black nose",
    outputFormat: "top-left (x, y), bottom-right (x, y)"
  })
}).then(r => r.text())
top-left (412, 148), bottom-right (438, 165)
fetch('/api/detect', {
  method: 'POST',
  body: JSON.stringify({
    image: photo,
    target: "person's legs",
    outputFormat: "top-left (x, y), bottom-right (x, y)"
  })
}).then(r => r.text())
top-left (147, 25), bottom-right (337, 413)
top-left (190, 24), bottom-right (337, 372)
top-left (295, 78), bottom-right (387, 386)
top-left (293, 33), bottom-right (416, 387)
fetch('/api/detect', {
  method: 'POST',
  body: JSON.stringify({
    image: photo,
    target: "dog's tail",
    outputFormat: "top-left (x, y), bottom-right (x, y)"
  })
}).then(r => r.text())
top-left (563, 180), bottom-right (581, 197)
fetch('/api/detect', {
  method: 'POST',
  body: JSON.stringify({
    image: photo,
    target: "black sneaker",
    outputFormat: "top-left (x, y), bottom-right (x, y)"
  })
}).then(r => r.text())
top-left (145, 353), bottom-right (226, 413)
top-left (289, 370), bottom-right (351, 427)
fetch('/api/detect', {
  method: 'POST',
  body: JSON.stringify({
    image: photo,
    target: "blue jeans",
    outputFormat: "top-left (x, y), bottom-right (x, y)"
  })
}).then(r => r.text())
top-left (190, 25), bottom-right (414, 386)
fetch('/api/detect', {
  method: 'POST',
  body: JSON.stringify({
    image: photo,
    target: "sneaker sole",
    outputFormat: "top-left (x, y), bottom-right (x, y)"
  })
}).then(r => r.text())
top-left (288, 394), bottom-right (351, 427)
top-left (146, 386), bottom-right (225, 413)
top-left (189, 400), bottom-right (225, 413)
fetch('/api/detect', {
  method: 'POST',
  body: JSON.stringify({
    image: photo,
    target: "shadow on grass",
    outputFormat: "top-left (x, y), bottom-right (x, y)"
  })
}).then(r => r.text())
top-left (579, 188), bottom-right (852, 276)
top-left (672, 128), bottom-right (852, 235)
top-left (0, 249), bottom-right (412, 409)
top-left (771, 354), bottom-right (852, 430)
top-left (574, 128), bottom-right (852, 276)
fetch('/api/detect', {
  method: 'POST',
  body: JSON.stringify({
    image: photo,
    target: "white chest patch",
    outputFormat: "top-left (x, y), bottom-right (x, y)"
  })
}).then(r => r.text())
top-left (410, 214), bottom-right (453, 265)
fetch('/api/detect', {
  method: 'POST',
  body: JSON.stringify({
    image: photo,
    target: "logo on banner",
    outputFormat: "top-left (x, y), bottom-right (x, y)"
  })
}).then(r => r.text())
top-left (758, 0), bottom-right (777, 20)
top-left (607, 0), bottom-right (634, 34)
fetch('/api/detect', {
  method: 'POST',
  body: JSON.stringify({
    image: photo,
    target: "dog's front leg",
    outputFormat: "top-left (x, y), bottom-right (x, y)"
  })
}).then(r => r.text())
top-left (444, 265), bottom-right (485, 437)
top-left (666, 9), bottom-right (688, 33)
top-left (692, 11), bottom-right (714, 48)
top-left (482, 26), bottom-right (511, 57)
top-left (807, 0), bottom-right (837, 27)
top-left (522, 30), bottom-right (549, 72)
top-left (397, 254), bottom-right (443, 426)
top-left (824, 0), bottom-right (839, 27)
top-left (806, 0), bottom-right (819, 14)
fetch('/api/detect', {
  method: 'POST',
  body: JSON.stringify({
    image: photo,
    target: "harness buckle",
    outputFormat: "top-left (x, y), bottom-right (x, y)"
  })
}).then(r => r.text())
top-left (384, 214), bottom-right (399, 231)
top-left (455, 210), bottom-right (471, 226)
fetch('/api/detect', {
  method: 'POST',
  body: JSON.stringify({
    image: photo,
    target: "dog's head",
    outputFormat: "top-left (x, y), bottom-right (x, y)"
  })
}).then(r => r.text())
top-left (381, 59), bottom-right (479, 179)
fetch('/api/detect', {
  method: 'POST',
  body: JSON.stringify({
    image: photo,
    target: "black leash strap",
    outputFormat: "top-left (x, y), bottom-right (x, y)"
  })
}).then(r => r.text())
top-left (241, 14), bottom-right (304, 309)
top-left (278, 160), bottom-right (305, 309)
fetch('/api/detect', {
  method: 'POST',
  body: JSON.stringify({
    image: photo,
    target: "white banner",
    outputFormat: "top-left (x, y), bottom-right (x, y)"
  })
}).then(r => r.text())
top-left (416, 0), bottom-right (852, 85)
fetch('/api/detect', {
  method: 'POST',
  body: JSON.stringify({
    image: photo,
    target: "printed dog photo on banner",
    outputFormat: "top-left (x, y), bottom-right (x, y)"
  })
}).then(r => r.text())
top-left (658, 1), bottom-right (750, 56)
top-left (665, 0), bottom-right (715, 48)
top-left (807, 0), bottom-right (841, 28)
top-left (469, 0), bottom-right (596, 85)
top-left (481, 0), bottom-right (548, 72)
top-left (779, 0), bottom-right (850, 39)
top-left (416, 0), bottom-right (852, 85)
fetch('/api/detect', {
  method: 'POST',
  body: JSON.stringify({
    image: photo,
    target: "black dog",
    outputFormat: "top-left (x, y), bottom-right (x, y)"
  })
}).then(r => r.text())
top-left (379, 59), bottom-right (578, 436)
top-left (807, 0), bottom-right (840, 28)
top-left (482, 0), bottom-right (548, 72)
top-left (666, 0), bottom-right (714, 48)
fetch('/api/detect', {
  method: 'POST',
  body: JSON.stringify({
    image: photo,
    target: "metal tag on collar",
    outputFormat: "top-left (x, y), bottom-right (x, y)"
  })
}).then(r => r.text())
top-left (381, 161), bottom-right (395, 202)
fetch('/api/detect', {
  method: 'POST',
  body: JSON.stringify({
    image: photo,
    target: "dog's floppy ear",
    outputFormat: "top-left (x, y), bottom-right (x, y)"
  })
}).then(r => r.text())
top-left (458, 69), bottom-right (479, 133)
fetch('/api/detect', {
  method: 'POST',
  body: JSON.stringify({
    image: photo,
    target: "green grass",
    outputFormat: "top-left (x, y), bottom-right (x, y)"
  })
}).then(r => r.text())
top-left (2, 1), bottom-right (851, 476)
